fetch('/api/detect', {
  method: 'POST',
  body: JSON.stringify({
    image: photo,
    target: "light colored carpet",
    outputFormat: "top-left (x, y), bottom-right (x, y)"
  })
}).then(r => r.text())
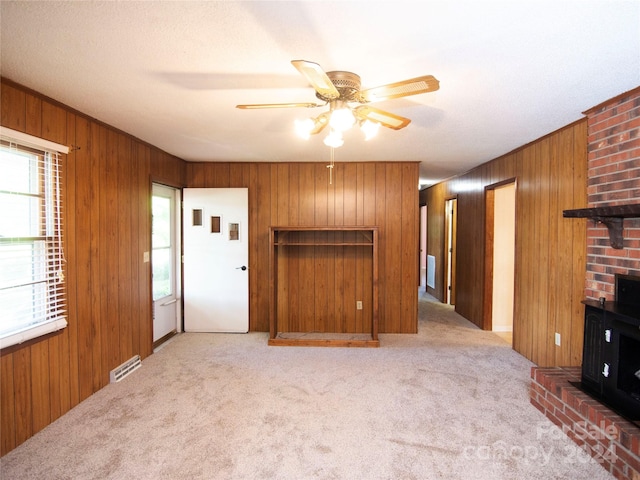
top-left (1, 292), bottom-right (614, 480)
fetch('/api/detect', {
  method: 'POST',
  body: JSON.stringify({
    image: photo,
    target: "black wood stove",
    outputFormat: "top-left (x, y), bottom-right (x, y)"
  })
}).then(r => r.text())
top-left (580, 274), bottom-right (640, 424)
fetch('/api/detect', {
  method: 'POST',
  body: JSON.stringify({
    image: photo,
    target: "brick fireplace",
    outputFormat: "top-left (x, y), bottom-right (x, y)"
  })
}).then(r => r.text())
top-left (583, 87), bottom-right (640, 300)
top-left (531, 87), bottom-right (640, 480)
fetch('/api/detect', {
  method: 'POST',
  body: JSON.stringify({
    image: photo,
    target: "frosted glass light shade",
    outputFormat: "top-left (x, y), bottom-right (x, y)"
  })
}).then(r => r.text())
top-left (295, 118), bottom-right (315, 139)
top-left (329, 108), bottom-right (356, 132)
top-left (323, 129), bottom-right (344, 148)
top-left (361, 120), bottom-right (380, 140)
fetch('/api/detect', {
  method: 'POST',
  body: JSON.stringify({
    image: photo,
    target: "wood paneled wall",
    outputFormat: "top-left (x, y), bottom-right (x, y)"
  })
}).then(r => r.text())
top-left (1, 78), bottom-right (420, 455)
top-left (275, 234), bottom-right (375, 334)
top-left (422, 120), bottom-right (588, 367)
top-left (0, 79), bottom-right (185, 455)
top-left (186, 162), bottom-right (419, 334)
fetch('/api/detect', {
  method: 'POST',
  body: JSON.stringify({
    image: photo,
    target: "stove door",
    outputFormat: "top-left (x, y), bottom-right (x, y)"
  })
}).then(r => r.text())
top-left (603, 316), bottom-right (640, 422)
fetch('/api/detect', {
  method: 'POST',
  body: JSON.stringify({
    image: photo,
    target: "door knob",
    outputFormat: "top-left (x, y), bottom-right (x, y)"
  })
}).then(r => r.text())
top-left (236, 265), bottom-right (247, 271)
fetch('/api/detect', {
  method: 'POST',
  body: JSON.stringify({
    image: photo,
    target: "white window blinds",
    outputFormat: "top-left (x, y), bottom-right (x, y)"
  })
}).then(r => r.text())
top-left (0, 127), bottom-right (68, 349)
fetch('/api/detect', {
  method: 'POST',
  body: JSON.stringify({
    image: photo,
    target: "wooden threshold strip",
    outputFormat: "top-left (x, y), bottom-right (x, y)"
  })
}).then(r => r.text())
top-left (269, 332), bottom-right (379, 348)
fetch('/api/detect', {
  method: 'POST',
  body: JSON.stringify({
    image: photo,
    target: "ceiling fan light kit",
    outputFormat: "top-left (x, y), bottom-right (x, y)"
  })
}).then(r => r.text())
top-left (236, 60), bottom-right (439, 149)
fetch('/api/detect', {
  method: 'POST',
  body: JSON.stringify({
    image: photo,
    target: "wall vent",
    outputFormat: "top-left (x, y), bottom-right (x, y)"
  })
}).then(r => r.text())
top-left (110, 355), bottom-right (141, 383)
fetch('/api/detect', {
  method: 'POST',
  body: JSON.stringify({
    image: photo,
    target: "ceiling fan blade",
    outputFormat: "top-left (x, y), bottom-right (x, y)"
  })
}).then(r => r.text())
top-left (354, 105), bottom-right (411, 130)
top-left (291, 60), bottom-right (340, 100)
top-left (358, 75), bottom-right (439, 103)
top-left (236, 102), bottom-right (324, 109)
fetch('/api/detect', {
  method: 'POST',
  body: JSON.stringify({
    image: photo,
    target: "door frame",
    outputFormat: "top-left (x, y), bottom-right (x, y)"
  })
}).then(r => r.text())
top-left (483, 178), bottom-right (517, 331)
top-left (150, 179), bottom-right (183, 349)
top-left (419, 204), bottom-right (427, 289)
top-left (444, 197), bottom-right (457, 305)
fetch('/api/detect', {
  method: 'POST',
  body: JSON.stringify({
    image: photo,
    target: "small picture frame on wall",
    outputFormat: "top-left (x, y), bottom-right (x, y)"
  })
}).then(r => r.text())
top-left (192, 208), bottom-right (203, 227)
top-left (211, 215), bottom-right (221, 234)
top-left (229, 222), bottom-right (239, 241)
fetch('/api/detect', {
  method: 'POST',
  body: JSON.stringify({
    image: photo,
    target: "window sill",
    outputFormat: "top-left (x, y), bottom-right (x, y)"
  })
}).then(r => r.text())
top-left (0, 318), bottom-right (68, 352)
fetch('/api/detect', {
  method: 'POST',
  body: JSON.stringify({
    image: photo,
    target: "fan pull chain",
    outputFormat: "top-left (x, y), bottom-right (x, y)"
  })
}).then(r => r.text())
top-left (327, 147), bottom-right (335, 185)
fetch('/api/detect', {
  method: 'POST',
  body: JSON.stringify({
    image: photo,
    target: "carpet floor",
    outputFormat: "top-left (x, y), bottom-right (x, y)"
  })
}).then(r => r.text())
top-left (0, 292), bottom-right (614, 479)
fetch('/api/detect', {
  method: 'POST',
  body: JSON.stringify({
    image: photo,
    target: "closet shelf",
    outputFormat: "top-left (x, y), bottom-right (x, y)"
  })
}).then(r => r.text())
top-left (269, 226), bottom-right (379, 347)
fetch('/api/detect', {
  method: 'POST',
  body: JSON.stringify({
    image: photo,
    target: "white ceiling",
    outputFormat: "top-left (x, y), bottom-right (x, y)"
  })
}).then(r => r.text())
top-left (1, 1), bottom-right (638, 187)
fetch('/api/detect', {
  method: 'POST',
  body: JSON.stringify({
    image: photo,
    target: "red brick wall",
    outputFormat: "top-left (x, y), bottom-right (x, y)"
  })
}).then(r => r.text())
top-left (584, 87), bottom-right (640, 300)
top-left (530, 367), bottom-right (640, 480)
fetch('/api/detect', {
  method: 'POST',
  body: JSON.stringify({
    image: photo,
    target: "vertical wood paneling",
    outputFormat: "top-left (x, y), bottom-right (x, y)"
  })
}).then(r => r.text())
top-left (343, 164), bottom-right (358, 331)
top-left (25, 94), bottom-right (42, 137)
top-left (375, 164), bottom-right (388, 327)
top-left (521, 145), bottom-right (535, 362)
top-left (41, 101), bottom-right (67, 145)
top-left (547, 135), bottom-right (560, 364)
top-left (334, 164), bottom-right (345, 226)
top-left (425, 120), bottom-right (588, 367)
top-left (129, 143), bottom-right (141, 362)
top-left (47, 334), bottom-right (62, 422)
top-left (1, 354), bottom-right (16, 452)
top-left (29, 342), bottom-right (50, 434)
top-left (362, 164), bottom-right (376, 332)
top-left (185, 161), bottom-right (419, 335)
top-left (553, 130), bottom-right (574, 366)
top-left (1, 79), bottom-right (185, 455)
top-left (104, 129), bottom-right (120, 376)
top-left (511, 150), bottom-right (523, 357)
top-left (539, 139), bottom-right (552, 366)
top-left (287, 165), bottom-right (300, 332)
top-left (118, 135), bottom-right (133, 363)
top-left (75, 116), bottom-right (94, 402)
top-left (13, 348), bottom-right (32, 446)
top-left (65, 113), bottom-right (80, 410)
top-left (230, 163), bottom-right (245, 186)
top-left (401, 163), bottom-right (418, 332)
top-left (315, 163), bottom-right (329, 226)
top-left (90, 123), bottom-right (104, 390)
top-left (275, 164), bottom-right (290, 331)
top-left (0, 83), bottom-right (26, 131)
top-left (254, 164), bottom-right (271, 331)
top-left (96, 125), bottom-right (110, 384)
top-left (570, 120), bottom-right (588, 366)
top-left (343, 163), bottom-right (357, 224)
top-left (384, 165), bottom-right (402, 332)
top-left (1, 78), bottom-right (419, 456)
top-left (137, 144), bottom-right (153, 359)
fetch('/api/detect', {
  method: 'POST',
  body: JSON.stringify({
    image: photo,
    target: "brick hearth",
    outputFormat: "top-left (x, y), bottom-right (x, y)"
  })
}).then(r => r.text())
top-left (530, 367), bottom-right (640, 480)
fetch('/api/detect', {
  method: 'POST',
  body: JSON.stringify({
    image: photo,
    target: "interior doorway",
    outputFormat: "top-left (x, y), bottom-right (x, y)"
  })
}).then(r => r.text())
top-left (420, 205), bottom-right (427, 289)
top-left (152, 183), bottom-right (182, 348)
top-left (484, 181), bottom-right (516, 344)
top-left (444, 198), bottom-right (457, 305)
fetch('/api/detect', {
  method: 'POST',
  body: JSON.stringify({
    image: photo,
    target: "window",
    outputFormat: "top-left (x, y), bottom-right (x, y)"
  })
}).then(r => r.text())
top-left (152, 192), bottom-right (173, 300)
top-left (0, 128), bottom-right (67, 349)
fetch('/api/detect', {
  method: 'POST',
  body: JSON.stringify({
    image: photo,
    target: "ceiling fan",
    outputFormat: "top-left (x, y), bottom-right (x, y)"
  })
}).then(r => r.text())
top-left (236, 60), bottom-right (440, 147)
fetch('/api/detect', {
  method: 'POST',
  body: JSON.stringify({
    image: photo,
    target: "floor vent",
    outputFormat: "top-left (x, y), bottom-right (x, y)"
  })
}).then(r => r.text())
top-left (110, 355), bottom-right (141, 383)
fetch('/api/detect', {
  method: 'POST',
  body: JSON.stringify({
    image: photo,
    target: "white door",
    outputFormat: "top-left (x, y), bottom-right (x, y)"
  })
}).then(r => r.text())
top-left (183, 188), bottom-right (249, 333)
top-left (152, 184), bottom-right (181, 344)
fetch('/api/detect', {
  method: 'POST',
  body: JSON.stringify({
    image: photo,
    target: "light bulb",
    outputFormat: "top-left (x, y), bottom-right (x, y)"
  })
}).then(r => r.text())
top-left (295, 118), bottom-right (315, 139)
top-left (323, 129), bottom-right (344, 148)
top-left (361, 120), bottom-right (380, 140)
top-left (329, 108), bottom-right (356, 132)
